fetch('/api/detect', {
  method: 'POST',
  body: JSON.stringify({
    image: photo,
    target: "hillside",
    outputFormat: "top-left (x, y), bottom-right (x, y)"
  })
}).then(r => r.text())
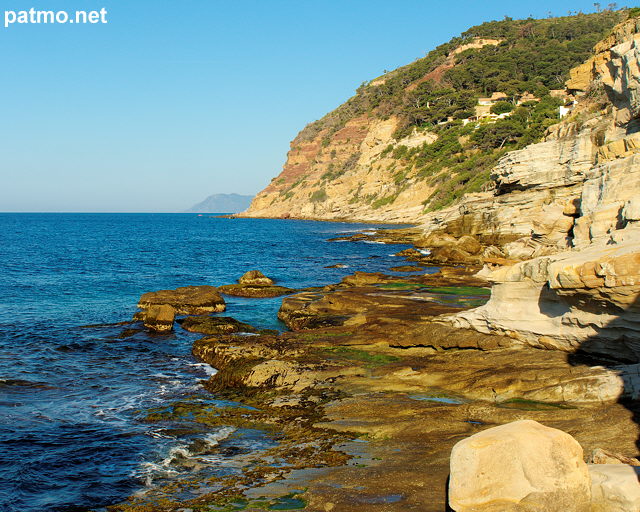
top-left (241, 10), bottom-right (624, 221)
top-left (186, 193), bottom-right (253, 213)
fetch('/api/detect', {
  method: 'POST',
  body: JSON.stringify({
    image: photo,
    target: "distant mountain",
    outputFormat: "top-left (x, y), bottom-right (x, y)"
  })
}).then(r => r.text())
top-left (185, 193), bottom-right (254, 213)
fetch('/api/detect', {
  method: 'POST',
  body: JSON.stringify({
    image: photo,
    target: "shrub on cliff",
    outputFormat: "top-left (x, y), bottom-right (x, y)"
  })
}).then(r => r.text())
top-left (310, 189), bottom-right (328, 203)
top-left (299, 10), bottom-right (622, 144)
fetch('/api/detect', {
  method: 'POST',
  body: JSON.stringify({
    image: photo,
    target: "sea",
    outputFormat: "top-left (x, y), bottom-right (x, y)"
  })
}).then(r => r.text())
top-left (0, 213), bottom-right (416, 512)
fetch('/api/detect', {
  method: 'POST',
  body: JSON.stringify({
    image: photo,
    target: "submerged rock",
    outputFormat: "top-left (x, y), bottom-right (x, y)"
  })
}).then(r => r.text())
top-left (137, 285), bottom-right (226, 315)
top-left (390, 265), bottom-right (425, 272)
top-left (449, 420), bottom-right (591, 512)
top-left (178, 316), bottom-right (258, 335)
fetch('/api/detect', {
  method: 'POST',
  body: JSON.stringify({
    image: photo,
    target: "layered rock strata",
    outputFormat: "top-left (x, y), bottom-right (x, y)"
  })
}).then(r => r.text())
top-left (137, 285), bottom-right (226, 315)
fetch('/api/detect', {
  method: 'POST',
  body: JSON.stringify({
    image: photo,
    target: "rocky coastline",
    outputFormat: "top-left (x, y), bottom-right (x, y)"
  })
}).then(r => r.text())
top-left (110, 17), bottom-right (640, 512)
top-left (106, 243), bottom-right (640, 512)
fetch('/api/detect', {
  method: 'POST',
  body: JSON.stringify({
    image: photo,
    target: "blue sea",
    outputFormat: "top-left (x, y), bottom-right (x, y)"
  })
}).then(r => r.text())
top-left (0, 213), bottom-right (415, 512)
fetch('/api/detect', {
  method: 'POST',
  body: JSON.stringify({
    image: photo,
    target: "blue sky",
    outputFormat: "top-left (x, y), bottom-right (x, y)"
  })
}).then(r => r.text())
top-left (0, 0), bottom-right (621, 212)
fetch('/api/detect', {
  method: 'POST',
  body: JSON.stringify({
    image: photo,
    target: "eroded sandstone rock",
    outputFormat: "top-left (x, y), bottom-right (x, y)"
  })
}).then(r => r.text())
top-left (138, 285), bottom-right (225, 315)
top-left (449, 420), bottom-right (591, 512)
top-left (141, 304), bottom-right (175, 333)
top-left (589, 464), bottom-right (640, 512)
top-left (219, 270), bottom-right (294, 298)
top-left (588, 448), bottom-right (640, 466)
top-left (448, 230), bottom-right (640, 363)
top-left (238, 270), bottom-right (274, 286)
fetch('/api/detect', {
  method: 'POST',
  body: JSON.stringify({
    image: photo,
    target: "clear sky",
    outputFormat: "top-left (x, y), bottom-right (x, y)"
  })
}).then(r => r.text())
top-left (0, 0), bottom-right (620, 212)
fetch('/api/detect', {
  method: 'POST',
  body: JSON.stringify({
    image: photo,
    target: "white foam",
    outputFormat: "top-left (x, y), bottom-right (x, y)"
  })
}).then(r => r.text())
top-left (203, 426), bottom-right (235, 447)
top-left (188, 362), bottom-right (218, 376)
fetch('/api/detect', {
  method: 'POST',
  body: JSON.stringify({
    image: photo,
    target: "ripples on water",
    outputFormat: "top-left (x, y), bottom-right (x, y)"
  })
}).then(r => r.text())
top-left (0, 213), bottom-right (417, 511)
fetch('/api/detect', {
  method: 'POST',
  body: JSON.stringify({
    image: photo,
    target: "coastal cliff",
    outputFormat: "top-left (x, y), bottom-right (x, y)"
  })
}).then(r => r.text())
top-left (241, 11), bottom-right (622, 222)
top-left (245, 12), bottom-right (640, 361)
top-left (440, 17), bottom-right (640, 361)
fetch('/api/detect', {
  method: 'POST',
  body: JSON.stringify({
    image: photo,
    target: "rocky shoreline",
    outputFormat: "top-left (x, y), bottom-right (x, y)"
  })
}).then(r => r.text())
top-left (106, 241), bottom-right (640, 512)
top-left (109, 19), bottom-right (640, 510)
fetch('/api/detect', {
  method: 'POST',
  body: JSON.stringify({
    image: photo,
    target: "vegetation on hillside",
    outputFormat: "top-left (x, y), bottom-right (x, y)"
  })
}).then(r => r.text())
top-left (294, 10), bottom-right (625, 212)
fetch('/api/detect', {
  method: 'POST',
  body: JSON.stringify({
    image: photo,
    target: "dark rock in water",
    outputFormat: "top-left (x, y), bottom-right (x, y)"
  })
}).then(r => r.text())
top-left (142, 304), bottom-right (176, 333)
top-left (79, 320), bottom-right (137, 329)
top-left (0, 378), bottom-right (53, 389)
top-left (394, 248), bottom-right (422, 258)
top-left (219, 270), bottom-right (294, 298)
top-left (239, 270), bottom-right (274, 286)
top-left (117, 328), bottom-right (143, 339)
top-left (325, 264), bottom-right (348, 268)
top-left (391, 265), bottom-right (425, 272)
top-left (218, 284), bottom-right (294, 298)
top-left (179, 316), bottom-right (258, 335)
top-left (137, 285), bottom-right (226, 315)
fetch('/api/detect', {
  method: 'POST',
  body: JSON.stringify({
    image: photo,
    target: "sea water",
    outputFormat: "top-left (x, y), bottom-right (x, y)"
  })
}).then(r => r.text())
top-left (0, 213), bottom-right (415, 511)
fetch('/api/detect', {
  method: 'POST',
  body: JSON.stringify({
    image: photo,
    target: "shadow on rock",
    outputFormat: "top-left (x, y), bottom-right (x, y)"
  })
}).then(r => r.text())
top-left (568, 293), bottom-right (640, 454)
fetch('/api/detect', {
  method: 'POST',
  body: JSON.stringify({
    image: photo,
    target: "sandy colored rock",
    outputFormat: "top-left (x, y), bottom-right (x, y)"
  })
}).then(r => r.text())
top-left (589, 464), bottom-right (640, 512)
top-left (238, 270), bottom-right (275, 286)
top-left (138, 285), bottom-right (225, 315)
top-left (142, 304), bottom-right (175, 333)
top-left (588, 448), bottom-right (640, 466)
top-left (449, 420), bottom-right (591, 512)
top-left (448, 231), bottom-right (640, 362)
top-left (218, 270), bottom-right (293, 297)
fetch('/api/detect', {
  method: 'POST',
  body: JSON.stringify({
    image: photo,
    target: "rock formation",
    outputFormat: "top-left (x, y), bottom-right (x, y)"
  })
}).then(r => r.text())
top-left (178, 315), bottom-right (259, 335)
top-left (238, 270), bottom-right (274, 286)
top-left (414, 18), bottom-right (640, 366)
top-left (141, 304), bottom-right (176, 333)
top-left (218, 270), bottom-right (294, 297)
top-left (589, 464), bottom-right (640, 511)
top-left (449, 420), bottom-right (592, 512)
top-left (137, 285), bottom-right (226, 315)
top-left (449, 420), bottom-right (640, 512)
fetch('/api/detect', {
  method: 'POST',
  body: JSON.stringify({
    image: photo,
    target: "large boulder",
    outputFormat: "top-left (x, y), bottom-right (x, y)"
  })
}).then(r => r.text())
top-left (449, 420), bottom-right (591, 512)
top-left (137, 285), bottom-right (226, 315)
